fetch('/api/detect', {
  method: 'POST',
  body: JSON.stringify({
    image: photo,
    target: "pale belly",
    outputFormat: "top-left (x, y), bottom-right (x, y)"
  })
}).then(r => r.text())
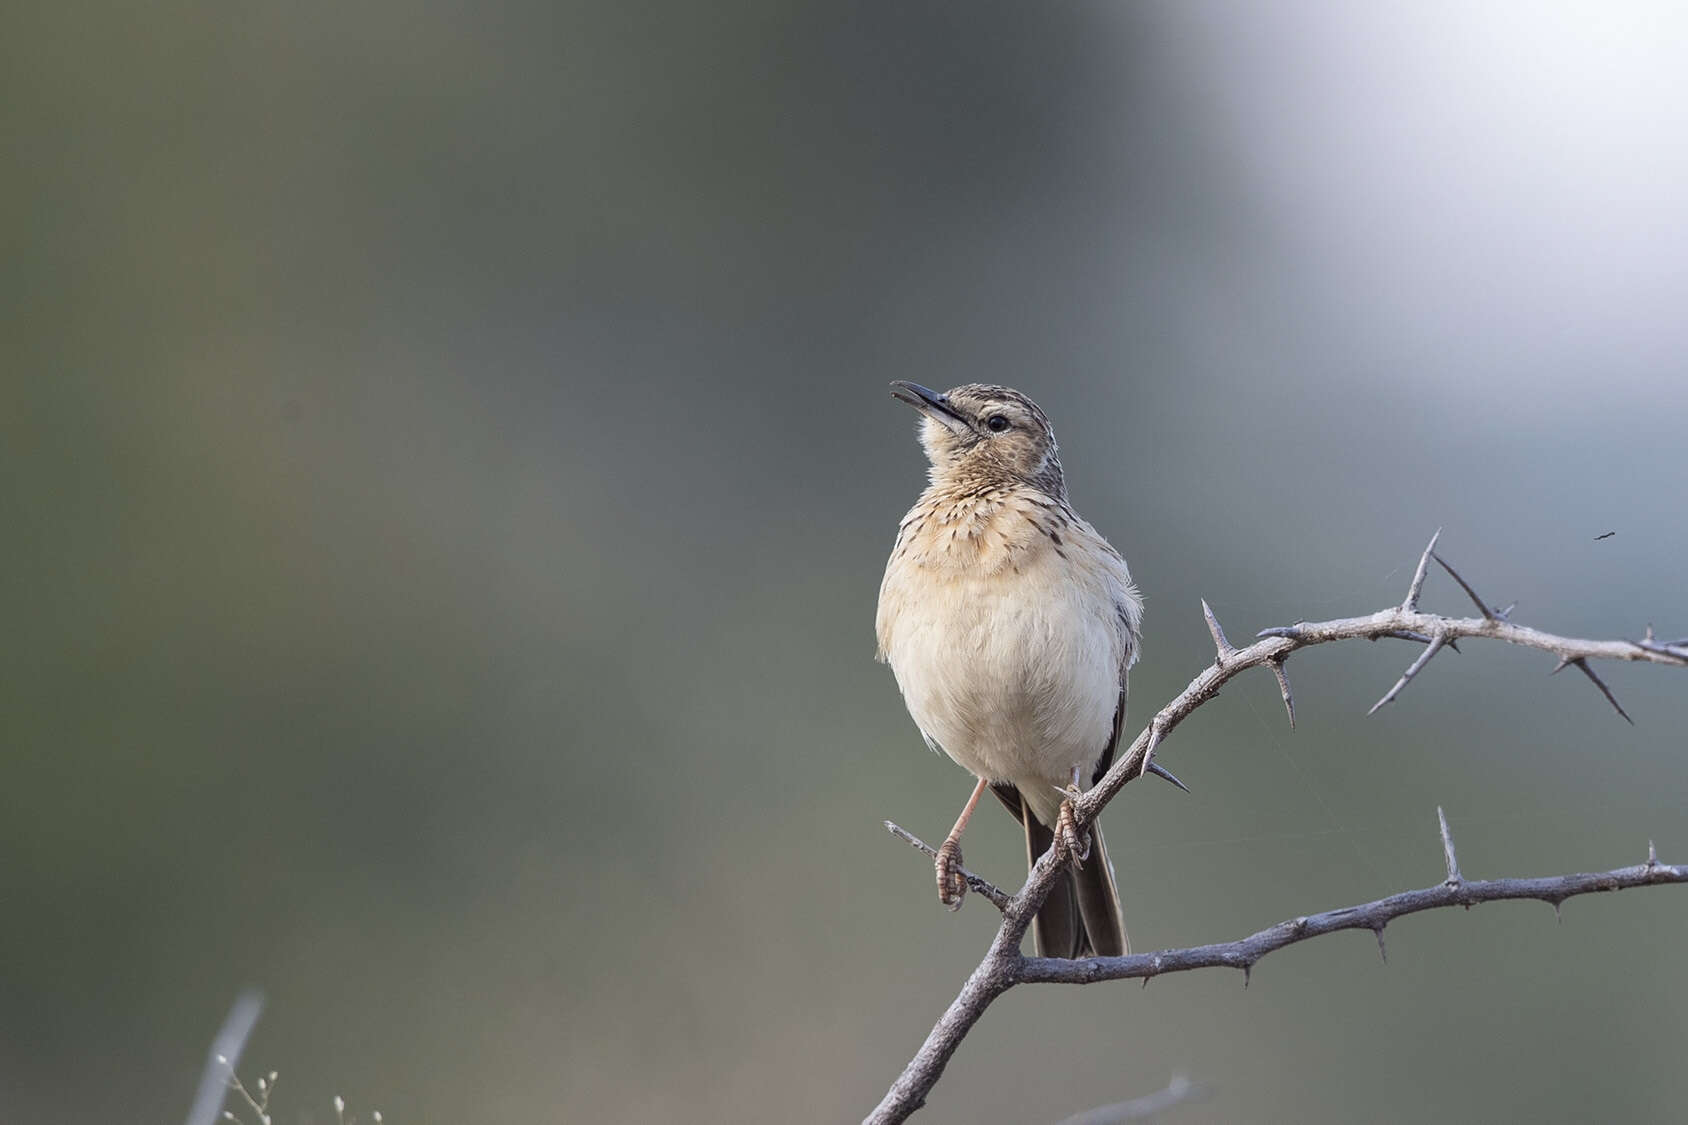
top-left (885, 570), bottom-right (1122, 824)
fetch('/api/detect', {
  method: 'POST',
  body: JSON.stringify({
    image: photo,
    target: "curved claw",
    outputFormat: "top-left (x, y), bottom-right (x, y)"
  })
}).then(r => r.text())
top-left (935, 837), bottom-right (967, 910)
top-left (1053, 787), bottom-right (1091, 866)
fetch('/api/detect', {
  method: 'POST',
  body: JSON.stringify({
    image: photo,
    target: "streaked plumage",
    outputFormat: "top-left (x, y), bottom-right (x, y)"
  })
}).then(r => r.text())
top-left (876, 382), bottom-right (1141, 957)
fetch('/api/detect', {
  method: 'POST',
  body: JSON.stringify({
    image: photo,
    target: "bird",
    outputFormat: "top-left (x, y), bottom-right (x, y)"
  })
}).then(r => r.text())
top-left (876, 381), bottom-right (1147, 958)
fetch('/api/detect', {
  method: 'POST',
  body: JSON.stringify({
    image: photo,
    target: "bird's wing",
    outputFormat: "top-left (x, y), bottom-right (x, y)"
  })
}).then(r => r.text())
top-left (1092, 677), bottom-right (1129, 787)
top-left (1091, 598), bottom-right (1139, 786)
top-left (989, 780), bottom-right (1025, 822)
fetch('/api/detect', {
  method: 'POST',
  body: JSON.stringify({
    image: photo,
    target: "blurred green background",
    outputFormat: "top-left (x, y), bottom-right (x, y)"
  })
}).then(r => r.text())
top-left (5, 2), bottom-right (1687, 1122)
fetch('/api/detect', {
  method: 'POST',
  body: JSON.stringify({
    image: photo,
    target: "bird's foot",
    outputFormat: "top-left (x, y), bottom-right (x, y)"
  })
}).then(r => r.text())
top-left (935, 836), bottom-right (967, 911)
top-left (1053, 785), bottom-right (1091, 865)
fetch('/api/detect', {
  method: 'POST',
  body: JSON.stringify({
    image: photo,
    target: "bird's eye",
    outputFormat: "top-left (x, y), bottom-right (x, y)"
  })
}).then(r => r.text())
top-left (986, 414), bottom-right (1010, 432)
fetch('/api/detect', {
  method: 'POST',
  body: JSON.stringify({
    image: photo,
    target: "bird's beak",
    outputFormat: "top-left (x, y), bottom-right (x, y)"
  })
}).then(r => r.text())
top-left (889, 381), bottom-right (972, 435)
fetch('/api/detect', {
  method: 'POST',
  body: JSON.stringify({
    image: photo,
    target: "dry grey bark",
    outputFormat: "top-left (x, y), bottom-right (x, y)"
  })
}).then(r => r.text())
top-left (866, 531), bottom-right (1688, 1125)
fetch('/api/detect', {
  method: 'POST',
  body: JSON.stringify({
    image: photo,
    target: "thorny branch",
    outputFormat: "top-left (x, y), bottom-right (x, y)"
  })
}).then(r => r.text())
top-left (867, 533), bottom-right (1688, 1125)
top-left (885, 819), bottom-right (1012, 910)
top-left (1016, 826), bottom-right (1685, 988)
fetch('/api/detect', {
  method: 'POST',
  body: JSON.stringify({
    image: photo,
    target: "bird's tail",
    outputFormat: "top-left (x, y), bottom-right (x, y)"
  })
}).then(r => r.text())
top-left (1023, 800), bottom-right (1129, 958)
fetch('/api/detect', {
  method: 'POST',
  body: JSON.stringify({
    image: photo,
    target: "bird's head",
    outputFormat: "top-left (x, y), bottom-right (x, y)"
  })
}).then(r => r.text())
top-left (889, 382), bottom-right (1065, 496)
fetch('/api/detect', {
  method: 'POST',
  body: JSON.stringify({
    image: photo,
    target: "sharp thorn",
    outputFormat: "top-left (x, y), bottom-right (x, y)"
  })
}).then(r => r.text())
top-left (1495, 602), bottom-right (1517, 621)
top-left (1146, 760), bottom-right (1192, 794)
top-left (1269, 657), bottom-right (1296, 729)
top-left (1644, 624), bottom-right (1656, 643)
top-left (1383, 629), bottom-right (1460, 653)
top-left (1368, 632), bottom-right (1448, 714)
top-left (1550, 654), bottom-right (1574, 675)
top-left (1430, 550), bottom-right (1497, 621)
top-left (1402, 527), bottom-right (1443, 611)
top-left (1570, 658), bottom-right (1634, 724)
top-left (1241, 963), bottom-right (1251, 988)
top-left (1551, 899), bottom-right (1563, 924)
top-left (1374, 925), bottom-right (1388, 964)
top-left (1136, 725), bottom-right (1164, 781)
top-left (1437, 806), bottom-right (1462, 885)
top-left (1201, 598), bottom-right (1236, 662)
top-left (1648, 840), bottom-right (1659, 867)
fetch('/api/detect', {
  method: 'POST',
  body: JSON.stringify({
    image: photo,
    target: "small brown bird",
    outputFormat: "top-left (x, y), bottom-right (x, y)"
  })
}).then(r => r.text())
top-left (876, 382), bottom-right (1142, 958)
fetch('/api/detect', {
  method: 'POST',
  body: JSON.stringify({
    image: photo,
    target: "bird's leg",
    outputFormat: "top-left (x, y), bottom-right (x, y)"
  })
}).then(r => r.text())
top-left (936, 777), bottom-right (988, 910)
top-left (1052, 766), bottom-right (1091, 865)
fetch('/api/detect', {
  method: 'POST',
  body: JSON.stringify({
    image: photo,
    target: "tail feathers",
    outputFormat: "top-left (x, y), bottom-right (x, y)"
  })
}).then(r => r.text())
top-left (1022, 794), bottom-right (1128, 958)
top-left (1072, 825), bottom-right (1128, 957)
top-left (1024, 813), bottom-right (1084, 958)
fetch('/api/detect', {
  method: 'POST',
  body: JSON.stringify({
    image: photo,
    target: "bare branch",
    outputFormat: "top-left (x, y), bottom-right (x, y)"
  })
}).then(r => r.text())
top-left (872, 837), bottom-right (1686, 1123)
top-left (1056, 1075), bottom-right (1212, 1125)
top-left (1631, 624), bottom-right (1688, 664)
top-left (869, 534), bottom-right (1686, 1124)
top-left (1014, 847), bottom-right (1686, 988)
top-left (885, 821), bottom-right (1011, 911)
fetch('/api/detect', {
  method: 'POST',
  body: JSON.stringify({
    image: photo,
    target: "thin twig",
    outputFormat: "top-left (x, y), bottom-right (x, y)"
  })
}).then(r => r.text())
top-left (885, 821), bottom-right (1011, 911)
top-left (1015, 844), bottom-right (1685, 987)
top-left (1630, 625), bottom-right (1688, 664)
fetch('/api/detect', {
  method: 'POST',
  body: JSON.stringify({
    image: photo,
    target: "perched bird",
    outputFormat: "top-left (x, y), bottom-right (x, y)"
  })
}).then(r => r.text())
top-left (876, 382), bottom-right (1144, 958)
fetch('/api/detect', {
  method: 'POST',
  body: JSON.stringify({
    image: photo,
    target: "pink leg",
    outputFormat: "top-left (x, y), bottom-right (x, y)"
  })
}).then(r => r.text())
top-left (936, 777), bottom-right (989, 909)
